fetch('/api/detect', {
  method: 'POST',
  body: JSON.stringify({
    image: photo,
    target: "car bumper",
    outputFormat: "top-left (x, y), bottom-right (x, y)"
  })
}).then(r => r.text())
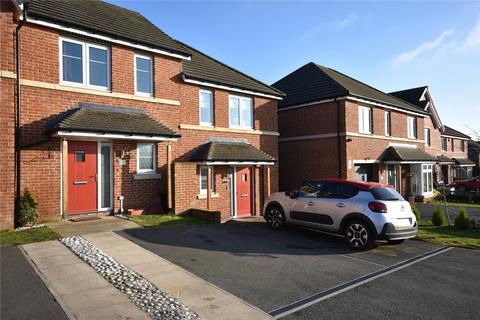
top-left (378, 222), bottom-right (418, 241)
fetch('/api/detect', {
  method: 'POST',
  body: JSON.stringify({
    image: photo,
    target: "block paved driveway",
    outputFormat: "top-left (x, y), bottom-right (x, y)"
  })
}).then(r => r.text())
top-left (117, 220), bottom-right (479, 319)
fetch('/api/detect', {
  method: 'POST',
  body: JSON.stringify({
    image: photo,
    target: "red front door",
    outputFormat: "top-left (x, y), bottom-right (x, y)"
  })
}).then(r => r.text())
top-left (236, 167), bottom-right (252, 217)
top-left (68, 141), bottom-right (97, 213)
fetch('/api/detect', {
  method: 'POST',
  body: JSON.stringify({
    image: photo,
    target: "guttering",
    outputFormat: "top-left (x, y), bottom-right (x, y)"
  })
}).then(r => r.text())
top-left (25, 17), bottom-right (191, 61)
top-left (197, 161), bottom-right (275, 166)
top-left (55, 131), bottom-right (179, 141)
top-left (182, 75), bottom-right (283, 100)
top-left (440, 134), bottom-right (471, 141)
top-left (15, 7), bottom-right (27, 227)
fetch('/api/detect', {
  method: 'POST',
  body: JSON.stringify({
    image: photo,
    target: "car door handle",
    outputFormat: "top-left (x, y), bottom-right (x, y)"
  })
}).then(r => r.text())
top-left (307, 201), bottom-right (316, 206)
top-left (336, 203), bottom-right (346, 208)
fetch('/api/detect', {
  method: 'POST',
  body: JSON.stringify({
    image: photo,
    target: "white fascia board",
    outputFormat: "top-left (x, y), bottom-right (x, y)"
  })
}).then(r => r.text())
top-left (56, 131), bottom-right (179, 141)
top-left (347, 96), bottom-right (428, 117)
top-left (388, 142), bottom-right (417, 148)
top-left (182, 75), bottom-right (283, 100)
top-left (26, 17), bottom-right (191, 61)
top-left (10, 0), bottom-right (23, 19)
top-left (440, 134), bottom-right (471, 141)
top-left (199, 161), bottom-right (275, 166)
top-left (383, 161), bottom-right (436, 164)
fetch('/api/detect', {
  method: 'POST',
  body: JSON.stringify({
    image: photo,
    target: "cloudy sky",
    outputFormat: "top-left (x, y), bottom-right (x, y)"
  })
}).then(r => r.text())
top-left (110, 0), bottom-right (480, 137)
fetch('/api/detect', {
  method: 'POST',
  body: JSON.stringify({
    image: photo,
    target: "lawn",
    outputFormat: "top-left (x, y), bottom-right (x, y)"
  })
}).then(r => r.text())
top-left (130, 214), bottom-right (209, 228)
top-left (416, 221), bottom-right (480, 249)
top-left (0, 226), bottom-right (61, 246)
top-left (431, 201), bottom-right (480, 209)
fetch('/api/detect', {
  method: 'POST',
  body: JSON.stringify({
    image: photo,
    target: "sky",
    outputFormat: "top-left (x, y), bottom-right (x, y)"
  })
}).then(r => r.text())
top-left (109, 0), bottom-right (480, 137)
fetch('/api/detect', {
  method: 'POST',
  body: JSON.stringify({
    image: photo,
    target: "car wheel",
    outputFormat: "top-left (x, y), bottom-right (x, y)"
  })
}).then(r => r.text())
top-left (265, 205), bottom-right (285, 229)
top-left (387, 239), bottom-right (405, 245)
top-left (345, 219), bottom-right (374, 251)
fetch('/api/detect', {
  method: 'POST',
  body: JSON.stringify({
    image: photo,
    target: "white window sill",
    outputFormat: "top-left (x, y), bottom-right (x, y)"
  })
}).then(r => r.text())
top-left (135, 92), bottom-right (153, 98)
top-left (59, 81), bottom-right (111, 92)
top-left (197, 192), bottom-right (219, 199)
top-left (228, 126), bottom-right (254, 131)
top-left (358, 132), bottom-right (372, 135)
top-left (200, 123), bottom-right (214, 128)
top-left (134, 173), bottom-right (161, 180)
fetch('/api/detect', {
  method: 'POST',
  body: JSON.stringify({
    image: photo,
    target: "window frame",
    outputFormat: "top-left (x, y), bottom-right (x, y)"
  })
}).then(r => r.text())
top-left (136, 142), bottom-right (156, 174)
top-left (134, 54), bottom-right (154, 97)
top-left (228, 94), bottom-right (253, 129)
top-left (421, 164), bottom-right (433, 194)
top-left (199, 166), bottom-right (215, 194)
top-left (384, 111), bottom-right (391, 136)
top-left (407, 116), bottom-right (417, 139)
top-left (358, 106), bottom-right (372, 134)
top-left (199, 89), bottom-right (214, 126)
top-left (451, 139), bottom-right (455, 152)
top-left (424, 128), bottom-right (431, 146)
top-left (460, 140), bottom-right (465, 152)
top-left (442, 137), bottom-right (448, 151)
top-left (59, 37), bottom-right (110, 90)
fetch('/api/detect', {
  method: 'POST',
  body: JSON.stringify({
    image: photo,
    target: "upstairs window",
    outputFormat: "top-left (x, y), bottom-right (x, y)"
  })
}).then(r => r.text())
top-left (229, 95), bottom-right (253, 129)
top-left (384, 111), bottom-right (391, 136)
top-left (199, 89), bottom-right (213, 126)
top-left (424, 128), bottom-right (431, 146)
top-left (135, 54), bottom-right (153, 96)
top-left (451, 139), bottom-right (455, 152)
top-left (407, 116), bottom-right (417, 139)
top-left (137, 143), bottom-right (155, 174)
top-left (358, 106), bottom-right (372, 134)
top-left (442, 137), bottom-right (448, 151)
top-left (60, 38), bottom-right (110, 89)
top-left (461, 140), bottom-right (465, 152)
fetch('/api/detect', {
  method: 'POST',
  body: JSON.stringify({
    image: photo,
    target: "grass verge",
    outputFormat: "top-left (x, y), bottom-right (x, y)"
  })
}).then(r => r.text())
top-left (416, 220), bottom-right (480, 249)
top-left (0, 227), bottom-right (61, 246)
top-left (431, 201), bottom-right (480, 208)
top-left (130, 214), bottom-right (209, 228)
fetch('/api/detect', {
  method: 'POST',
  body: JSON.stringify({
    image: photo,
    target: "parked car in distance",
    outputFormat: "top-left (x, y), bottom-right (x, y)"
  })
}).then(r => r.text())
top-left (450, 176), bottom-right (480, 192)
top-left (263, 179), bottom-right (417, 250)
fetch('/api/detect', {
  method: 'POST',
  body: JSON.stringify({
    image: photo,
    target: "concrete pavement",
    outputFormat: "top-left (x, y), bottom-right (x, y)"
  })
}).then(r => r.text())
top-left (47, 215), bottom-right (138, 237)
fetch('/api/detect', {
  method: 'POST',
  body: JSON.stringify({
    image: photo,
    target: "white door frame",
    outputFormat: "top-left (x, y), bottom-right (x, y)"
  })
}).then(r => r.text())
top-left (97, 141), bottom-right (113, 212)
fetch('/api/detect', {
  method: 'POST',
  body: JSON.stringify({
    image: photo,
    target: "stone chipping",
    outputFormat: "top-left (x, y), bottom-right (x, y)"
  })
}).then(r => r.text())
top-left (60, 236), bottom-right (201, 320)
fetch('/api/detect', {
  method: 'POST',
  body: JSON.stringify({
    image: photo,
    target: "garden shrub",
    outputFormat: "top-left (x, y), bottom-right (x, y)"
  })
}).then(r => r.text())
top-left (454, 208), bottom-right (471, 229)
top-left (18, 189), bottom-right (39, 225)
top-left (431, 206), bottom-right (445, 226)
top-left (411, 203), bottom-right (421, 222)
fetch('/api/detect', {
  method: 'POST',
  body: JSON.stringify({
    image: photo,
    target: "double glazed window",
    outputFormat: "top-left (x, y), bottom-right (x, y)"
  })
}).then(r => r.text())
top-left (422, 164), bottom-right (433, 194)
top-left (461, 140), bottom-right (465, 152)
top-left (199, 167), bottom-right (215, 194)
top-left (358, 106), bottom-right (372, 134)
top-left (137, 143), bottom-right (156, 174)
top-left (61, 38), bottom-right (110, 89)
top-left (407, 116), bottom-right (417, 139)
top-left (229, 95), bottom-right (253, 129)
top-left (442, 137), bottom-right (448, 151)
top-left (384, 111), bottom-right (391, 136)
top-left (135, 55), bottom-right (153, 96)
top-left (424, 128), bottom-right (431, 146)
top-left (199, 89), bottom-right (213, 126)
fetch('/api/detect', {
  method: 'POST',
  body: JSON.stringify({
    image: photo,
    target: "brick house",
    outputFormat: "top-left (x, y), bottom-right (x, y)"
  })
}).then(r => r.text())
top-left (469, 140), bottom-right (480, 177)
top-left (1, 0), bottom-right (284, 229)
top-left (390, 87), bottom-right (474, 183)
top-left (272, 62), bottom-right (437, 201)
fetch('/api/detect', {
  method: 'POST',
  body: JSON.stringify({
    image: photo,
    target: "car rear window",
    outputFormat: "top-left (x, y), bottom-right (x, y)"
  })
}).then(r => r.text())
top-left (370, 187), bottom-right (404, 201)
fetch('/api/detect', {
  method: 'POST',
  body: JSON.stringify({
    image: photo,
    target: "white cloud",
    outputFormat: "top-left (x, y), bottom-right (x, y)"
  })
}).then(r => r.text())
top-left (301, 12), bottom-right (358, 40)
top-left (392, 29), bottom-right (454, 65)
top-left (335, 13), bottom-right (358, 30)
top-left (462, 18), bottom-right (480, 49)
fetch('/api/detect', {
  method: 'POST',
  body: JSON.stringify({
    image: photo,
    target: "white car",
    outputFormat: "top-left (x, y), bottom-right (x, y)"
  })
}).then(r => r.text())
top-left (263, 179), bottom-right (417, 250)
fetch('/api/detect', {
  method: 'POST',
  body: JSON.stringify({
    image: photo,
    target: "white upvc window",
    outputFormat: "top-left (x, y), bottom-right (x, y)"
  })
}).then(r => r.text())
top-left (407, 116), bottom-right (417, 139)
top-left (134, 54), bottom-right (153, 96)
top-left (424, 128), bottom-right (431, 146)
top-left (358, 106), bottom-right (372, 134)
top-left (422, 164), bottom-right (433, 194)
top-left (384, 111), bottom-right (391, 136)
top-left (461, 140), bottom-right (465, 152)
top-left (137, 143), bottom-right (156, 174)
top-left (229, 95), bottom-right (253, 129)
top-left (199, 89), bottom-right (213, 126)
top-left (60, 37), bottom-right (110, 90)
top-left (199, 167), bottom-right (215, 194)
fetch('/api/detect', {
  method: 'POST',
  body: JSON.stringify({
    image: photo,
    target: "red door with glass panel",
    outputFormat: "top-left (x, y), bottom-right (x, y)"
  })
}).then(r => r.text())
top-left (68, 141), bottom-right (97, 213)
top-left (236, 167), bottom-right (252, 217)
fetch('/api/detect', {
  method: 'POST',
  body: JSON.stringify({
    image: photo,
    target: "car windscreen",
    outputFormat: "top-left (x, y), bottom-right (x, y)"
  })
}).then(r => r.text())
top-left (370, 187), bottom-right (404, 201)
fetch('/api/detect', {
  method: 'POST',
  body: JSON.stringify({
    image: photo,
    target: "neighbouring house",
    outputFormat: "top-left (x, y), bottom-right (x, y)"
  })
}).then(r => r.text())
top-left (0, 0), bottom-right (284, 229)
top-left (272, 62), bottom-right (437, 201)
top-left (469, 140), bottom-right (480, 177)
top-left (390, 87), bottom-right (474, 183)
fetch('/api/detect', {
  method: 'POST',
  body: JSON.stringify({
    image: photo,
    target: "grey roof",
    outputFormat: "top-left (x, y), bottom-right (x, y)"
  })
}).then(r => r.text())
top-left (381, 146), bottom-right (437, 162)
top-left (272, 63), bottom-right (427, 114)
top-left (180, 42), bottom-right (284, 97)
top-left (454, 158), bottom-right (475, 166)
top-left (437, 155), bottom-right (455, 164)
top-left (23, 0), bottom-right (190, 58)
top-left (190, 141), bottom-right (274, 162)
top-left (47, 102), bottom-right (179, 137)
top-left (442, 126), bottom-right (471, 139)
top-left (389, 87), bottom-right (428, 111)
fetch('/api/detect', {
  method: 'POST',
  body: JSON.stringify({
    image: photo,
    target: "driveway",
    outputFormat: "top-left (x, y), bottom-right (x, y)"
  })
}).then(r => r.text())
top-left (117, 220), bottom-right (477, 319)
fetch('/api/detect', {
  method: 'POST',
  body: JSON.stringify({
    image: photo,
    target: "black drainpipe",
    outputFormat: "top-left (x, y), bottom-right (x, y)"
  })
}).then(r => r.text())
top-left (336, 98), bottom-right (342, 179)
top-left (15, 8), bottom-right (27, 227)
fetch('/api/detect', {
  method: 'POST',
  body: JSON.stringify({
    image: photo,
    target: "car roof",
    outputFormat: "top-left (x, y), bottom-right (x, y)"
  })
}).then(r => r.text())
top-left (305, 179), bottom-right (388, 191)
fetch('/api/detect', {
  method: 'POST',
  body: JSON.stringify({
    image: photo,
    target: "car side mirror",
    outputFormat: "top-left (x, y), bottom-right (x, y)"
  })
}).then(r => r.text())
top-left (286, 190), bottom-right (298, 199)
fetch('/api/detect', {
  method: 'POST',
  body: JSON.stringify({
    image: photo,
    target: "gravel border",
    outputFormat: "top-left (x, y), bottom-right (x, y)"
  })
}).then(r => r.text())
top-left (60, 236), bottom-right (200, 320)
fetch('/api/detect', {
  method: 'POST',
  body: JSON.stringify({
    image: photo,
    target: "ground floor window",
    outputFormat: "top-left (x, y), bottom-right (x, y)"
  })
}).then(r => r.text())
top-left (422, 164), bottom-right (433, 194)
top-left (199, 166), bottom-right (215, 194)
top-left (137, 142), bottom-right (156, 173)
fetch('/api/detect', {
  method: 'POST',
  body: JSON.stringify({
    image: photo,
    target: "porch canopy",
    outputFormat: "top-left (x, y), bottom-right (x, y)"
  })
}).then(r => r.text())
top-left (453, 158), bottom-right (475, 167)
top-left (381, 145), bottom-right (437, 164)
top-left (437, 155), bottom-right (455, 165)
top-left (47, 102), bottom-right (180, 141)
top-left (190, 138), bottom-right (275, 165)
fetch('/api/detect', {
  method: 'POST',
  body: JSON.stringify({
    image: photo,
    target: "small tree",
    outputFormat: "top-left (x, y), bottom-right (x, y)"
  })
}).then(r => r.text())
top-left (431, 206), bottom-right (445, 226)
top-left (454, 208), bottom-right (471, 229)
top-left (411, 203), bottom-right (421, 222)
top-left (18, 189), bottom-right (39, 226)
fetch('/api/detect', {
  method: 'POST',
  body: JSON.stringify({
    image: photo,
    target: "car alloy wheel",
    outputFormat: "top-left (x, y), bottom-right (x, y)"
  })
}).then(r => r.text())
top-left (346, 223), bottom-right (370, 249)
top-left (266, 206), bottom-right (284, 229)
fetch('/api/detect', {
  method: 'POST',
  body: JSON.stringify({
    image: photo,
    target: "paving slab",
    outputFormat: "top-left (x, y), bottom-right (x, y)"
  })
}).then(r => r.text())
top-left (84, 232), bottom-right (273, 320)
top-left (48, 215), bottom-right (138, 237)
top-left (21, 240), bottom-right (150, 320)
